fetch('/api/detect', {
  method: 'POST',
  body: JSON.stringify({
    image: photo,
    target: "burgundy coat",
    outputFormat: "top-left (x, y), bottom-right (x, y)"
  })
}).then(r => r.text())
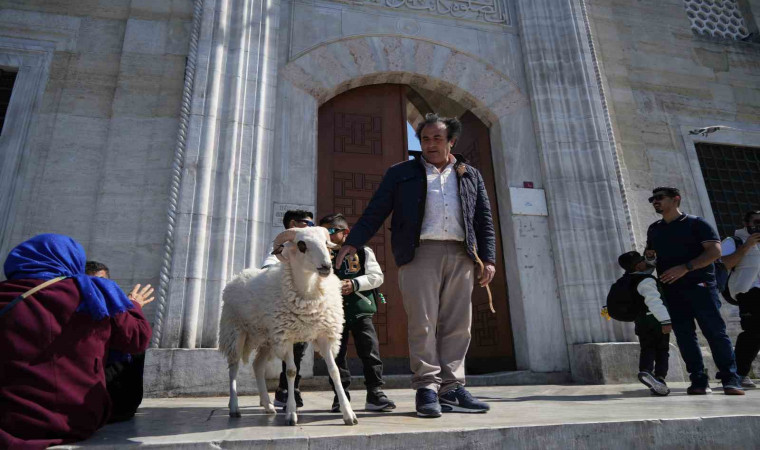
top-left (0, 278), bottom-right (152, 449)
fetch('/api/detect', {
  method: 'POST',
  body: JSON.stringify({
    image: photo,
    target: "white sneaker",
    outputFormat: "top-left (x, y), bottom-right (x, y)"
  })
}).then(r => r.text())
top-left (638, 371), bottom-right (670, 396)
top-left (740, 376), bottom-right (757, 389)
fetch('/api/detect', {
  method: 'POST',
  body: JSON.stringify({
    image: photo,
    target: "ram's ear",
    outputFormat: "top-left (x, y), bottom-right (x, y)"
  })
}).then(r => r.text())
top-left (275, 242), bottom-right (293, 262)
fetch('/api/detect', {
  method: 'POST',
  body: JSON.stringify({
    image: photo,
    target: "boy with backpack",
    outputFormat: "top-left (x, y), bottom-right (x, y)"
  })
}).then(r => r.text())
top-left (606, 251), bottom-right (672, 395)
top-left (320, 213), bottom-right (396, 412)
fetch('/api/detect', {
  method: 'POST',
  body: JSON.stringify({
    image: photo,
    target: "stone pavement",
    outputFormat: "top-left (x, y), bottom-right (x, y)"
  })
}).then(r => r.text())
top-left (59, 384), bottom-right (760, 449)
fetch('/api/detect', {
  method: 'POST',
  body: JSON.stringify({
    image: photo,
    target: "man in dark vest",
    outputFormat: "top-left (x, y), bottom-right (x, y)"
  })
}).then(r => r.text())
top-left (321, 213), bottom-right (396, 413)
top-left (336, 113), bottom-right (495, 417)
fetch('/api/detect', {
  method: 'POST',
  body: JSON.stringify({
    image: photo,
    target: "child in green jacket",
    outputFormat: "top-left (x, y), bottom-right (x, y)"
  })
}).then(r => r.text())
top-left (321, 213), bottom-right (396, 412)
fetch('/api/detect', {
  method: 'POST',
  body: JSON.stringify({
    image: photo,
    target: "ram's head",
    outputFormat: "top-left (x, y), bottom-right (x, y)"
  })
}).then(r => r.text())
top-left (272, 226), bottom-right (336, 277)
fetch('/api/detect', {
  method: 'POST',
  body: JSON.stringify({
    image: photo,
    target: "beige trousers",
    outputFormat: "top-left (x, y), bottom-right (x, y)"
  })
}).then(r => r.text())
top-left (398, 241), bottom-right (474, 394)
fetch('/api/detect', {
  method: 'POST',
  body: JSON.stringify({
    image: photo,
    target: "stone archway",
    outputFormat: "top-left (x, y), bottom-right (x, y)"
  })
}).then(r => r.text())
top-left (282, 35), bottom-right (527, 122)
top-left (269, 35), bottom-right (572, 377)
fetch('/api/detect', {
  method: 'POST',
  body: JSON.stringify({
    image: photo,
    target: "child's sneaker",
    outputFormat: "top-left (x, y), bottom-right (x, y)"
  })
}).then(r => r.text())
top-left (686, 384), bottom-right (712, 395)
top-left (331, 391), bottom-right (351, 413)
top-left (365, 390), bottom-right (396, 411)
top-left (439, 386), bottom-right (489, 413)
top-left (274, 388), bottom-right (304, 409)
top-left (638, 372), bottom-right (669, 396)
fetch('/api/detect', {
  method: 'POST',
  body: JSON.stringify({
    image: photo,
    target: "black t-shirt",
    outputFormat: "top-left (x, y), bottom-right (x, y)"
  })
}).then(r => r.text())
top-left (646, 214), bottom-right (720, 286)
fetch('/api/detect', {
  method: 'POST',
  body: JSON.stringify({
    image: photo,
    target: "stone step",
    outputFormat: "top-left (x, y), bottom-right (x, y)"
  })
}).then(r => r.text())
top-left (59, 384), bottom-right (760, 449)
top-left (294, 370), bottom-right (571, 391)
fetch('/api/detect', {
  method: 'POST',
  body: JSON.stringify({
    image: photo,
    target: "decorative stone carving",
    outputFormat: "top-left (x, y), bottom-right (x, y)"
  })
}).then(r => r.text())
top-left (684, 0), bottom-right (749, 40)
top-left (337, 0), bottom-right (509, 25)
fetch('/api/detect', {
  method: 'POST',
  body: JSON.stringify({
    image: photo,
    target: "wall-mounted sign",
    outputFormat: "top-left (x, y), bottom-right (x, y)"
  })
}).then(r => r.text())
top-left (272, 202), bottom-right (315, 227)
top-left (509, 187), bottom-right (548, 216)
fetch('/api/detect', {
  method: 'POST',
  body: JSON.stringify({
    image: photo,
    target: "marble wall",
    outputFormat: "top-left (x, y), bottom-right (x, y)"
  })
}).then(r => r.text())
top-left (586, 0), bottom-right (760, 343)
top-left (0, 1), bottom-right (193, 326)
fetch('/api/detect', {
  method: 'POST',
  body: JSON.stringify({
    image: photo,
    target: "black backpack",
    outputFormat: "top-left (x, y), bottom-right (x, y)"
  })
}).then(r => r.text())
top-left (715, 236), bottom-right (744, 306)
top-left (605, 273), bottom-right (656, 322)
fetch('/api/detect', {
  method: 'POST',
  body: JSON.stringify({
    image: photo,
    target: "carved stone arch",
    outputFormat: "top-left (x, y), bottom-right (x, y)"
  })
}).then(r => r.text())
top-left (281, 35), bottom-right (528, 127)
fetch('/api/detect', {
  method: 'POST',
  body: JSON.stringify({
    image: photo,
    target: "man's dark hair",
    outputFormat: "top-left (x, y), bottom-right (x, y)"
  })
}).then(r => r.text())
top-left (319, 213), bottom-right (349, 228)
top-left (743, 210), bottom-right (760, 223)
top-left (414, 113), bottom-right (462, 143)
top-left (282, 209), bottom-right (313, 229)
top-left (652, 186), bottom-right (681, 198)
top-left (617, 251), bottom-right (643, 273)
top-left (85, 260), bottom-right (110, 278)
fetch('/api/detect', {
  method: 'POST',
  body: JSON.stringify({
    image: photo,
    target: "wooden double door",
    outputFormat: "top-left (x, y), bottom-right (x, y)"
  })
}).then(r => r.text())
top-left (317, 84), bottom-right (514, 373)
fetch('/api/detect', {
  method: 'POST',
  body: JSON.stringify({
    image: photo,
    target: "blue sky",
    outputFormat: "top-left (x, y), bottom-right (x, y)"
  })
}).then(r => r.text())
top-left (407, 122), bottom-right (420, 151)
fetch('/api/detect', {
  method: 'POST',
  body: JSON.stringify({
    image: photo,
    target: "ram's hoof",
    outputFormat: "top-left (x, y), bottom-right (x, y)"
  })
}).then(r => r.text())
top-left (286, 412), bottom-right (298, 426)
top-left (263, 404), bottom-right (277, 414)
top-left (344, 414), bottom-right (358, 425)
top-left (229, 411), bottom-right (241, 418)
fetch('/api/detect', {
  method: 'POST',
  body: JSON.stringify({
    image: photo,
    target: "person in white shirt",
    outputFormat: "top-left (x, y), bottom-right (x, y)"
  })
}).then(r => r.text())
top-left (320, 213), bottom-right (396, 413)
top-left (617, 251), bottom-right (673, 396)
top-left (720, 210), bottom-right (760, 389)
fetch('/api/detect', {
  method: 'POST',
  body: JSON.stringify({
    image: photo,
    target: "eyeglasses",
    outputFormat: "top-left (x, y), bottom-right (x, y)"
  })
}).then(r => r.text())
top-left (327, 227), bottom-right (348, 235)
top-left (296, 219), bottom-right (315, 227)
top-left (648, 194), bottom-right (671, 203)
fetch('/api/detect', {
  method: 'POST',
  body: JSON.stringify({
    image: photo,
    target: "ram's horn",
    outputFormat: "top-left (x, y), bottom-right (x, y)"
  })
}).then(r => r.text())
top-left (272, 229), bottom-right (297, 252)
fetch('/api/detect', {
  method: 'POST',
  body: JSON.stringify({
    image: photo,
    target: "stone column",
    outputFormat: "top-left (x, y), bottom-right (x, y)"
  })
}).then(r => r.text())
top-left (150, 0), bottom-right (281, 349)
top-left (514, 0), bottom-right (636, 356)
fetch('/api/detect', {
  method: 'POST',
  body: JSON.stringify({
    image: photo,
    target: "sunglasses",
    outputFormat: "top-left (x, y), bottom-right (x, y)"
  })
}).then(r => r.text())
top-left (648, 194), bottom-right (672, 203)
top-left (327, 227), bottom-right (348, 235)
top-left (296, 219), bottom-right (315, 227)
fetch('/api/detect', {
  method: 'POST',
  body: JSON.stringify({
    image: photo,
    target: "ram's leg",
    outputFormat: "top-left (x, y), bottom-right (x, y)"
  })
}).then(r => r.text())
top-left (253, 350), bottom-right (276, 414)
top-left (228, 360), bottom-right (241, 418)
top-left (318, 337), bottom-right (358, 425)
top-left (284, 346), bottom-right (298, 426)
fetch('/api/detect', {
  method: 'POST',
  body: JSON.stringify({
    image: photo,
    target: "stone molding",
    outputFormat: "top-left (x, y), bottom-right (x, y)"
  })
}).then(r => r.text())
top-left (325, 0), bottom-right (510, 25)
top-left (515, 0), bottom-right (635, 345)
top-left (0, 37), bottom-right (54, 259)
top-left (283, 35), bottom-right (528, 120)
top-left (153, 0), bottom-right (282, 348)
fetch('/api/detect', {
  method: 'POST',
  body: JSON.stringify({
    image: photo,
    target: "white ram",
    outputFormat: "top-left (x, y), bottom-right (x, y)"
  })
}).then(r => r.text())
top-left (218, 226), bottom-right (357, 426)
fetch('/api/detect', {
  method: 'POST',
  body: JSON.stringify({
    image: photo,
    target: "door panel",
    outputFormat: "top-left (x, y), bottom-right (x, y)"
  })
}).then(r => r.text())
top-left (318, 84), bottom-right (409, 359)
top-left (457, 111), bottom-right (515, 373)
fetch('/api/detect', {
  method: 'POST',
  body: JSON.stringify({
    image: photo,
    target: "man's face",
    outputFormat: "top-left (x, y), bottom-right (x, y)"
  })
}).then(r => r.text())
top-left (288, 216), bottom-right (314, 229)
top-left (649, 191), bottom-right (678, 215)
top-left (745, 214), bottom-right (760, 233)
top-left (420, 122), bottom-right (455, 167)
top-left (90, 270), bottom-right (109, 279)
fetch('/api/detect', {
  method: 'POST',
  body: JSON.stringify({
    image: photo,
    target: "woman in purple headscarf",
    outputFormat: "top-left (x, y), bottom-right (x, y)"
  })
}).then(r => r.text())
top-left (0, 234), bottom-right (152, 449)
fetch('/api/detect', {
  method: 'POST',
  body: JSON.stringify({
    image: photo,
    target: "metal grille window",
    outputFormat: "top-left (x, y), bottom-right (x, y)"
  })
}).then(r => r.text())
top-left (683, 0), bottom-right (750, 40)
top-left (696, 143), bottom-right (760, 238)
top-left (0, 69), bottom-right (17, 135)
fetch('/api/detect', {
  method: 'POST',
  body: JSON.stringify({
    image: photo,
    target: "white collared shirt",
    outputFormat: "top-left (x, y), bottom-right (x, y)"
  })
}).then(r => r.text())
top-left (419, 157), bottom-right (465, 242)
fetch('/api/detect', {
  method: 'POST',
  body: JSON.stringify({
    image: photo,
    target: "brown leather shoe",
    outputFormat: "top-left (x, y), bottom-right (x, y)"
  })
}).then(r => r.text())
top-left (724, 387), bottom-right (746, 395)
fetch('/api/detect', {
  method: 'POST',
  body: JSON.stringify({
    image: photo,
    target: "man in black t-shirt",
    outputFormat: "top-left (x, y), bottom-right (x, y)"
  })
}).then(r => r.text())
top-left (646, 187), bottom-right (743, 395)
